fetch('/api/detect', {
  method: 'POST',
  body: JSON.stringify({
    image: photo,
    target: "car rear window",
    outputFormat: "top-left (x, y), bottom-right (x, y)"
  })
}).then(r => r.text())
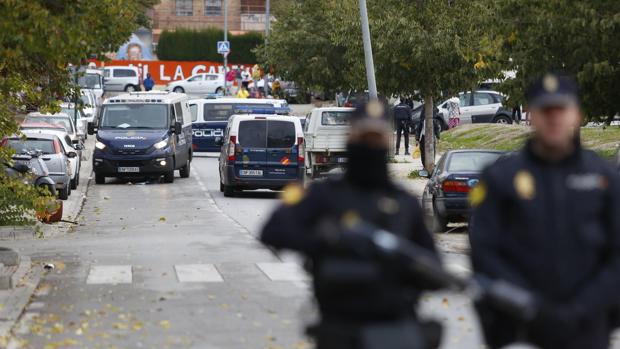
top-left (447, 152), bottom-right (501, 172)
top-left (24, 116), bottom-right (74, 133)
top-left (321, 111), bottom-right (352, 126)
top-left (238, 120), bottom-right (266, 148)
top-left (8, 139), bottom-right (55, 154)
top-left (267, 121), bottom-right (295, 148)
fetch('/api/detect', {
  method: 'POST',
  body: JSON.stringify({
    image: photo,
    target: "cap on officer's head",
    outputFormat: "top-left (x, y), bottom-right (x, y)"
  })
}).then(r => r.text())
top-left (525, 73), bottom-right (580, 109)
top-left (348, 96), bottom-right (391, 148)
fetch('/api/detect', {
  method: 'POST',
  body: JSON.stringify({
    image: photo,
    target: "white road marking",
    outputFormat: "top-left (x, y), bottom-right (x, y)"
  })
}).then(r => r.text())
top-left (86, 265), bottom-right (132, 284)
top-left (256, 262), bottom-right (309, 281)
top-left (175, 264), bottom-right (224, 283)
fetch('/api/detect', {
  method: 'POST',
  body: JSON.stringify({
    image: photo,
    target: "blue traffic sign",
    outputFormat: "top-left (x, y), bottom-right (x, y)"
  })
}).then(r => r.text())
top-left (217, 41), bottom-right (230, 54)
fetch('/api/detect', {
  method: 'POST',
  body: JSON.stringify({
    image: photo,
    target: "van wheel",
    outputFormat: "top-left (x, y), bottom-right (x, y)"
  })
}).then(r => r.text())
top-left (179, 159), bottom-right (191, 178)
top-left (125, 85), bottom-right (136, 92)
top-left (95, 173), bottom-right (105, 184)
top-left (223, 184), bottom-right (235, 197)
top-left (163, 170), bottom-right (175, 183)
top-left (58, 185), bottom-right (69, 200)
top-left (494, 114), bottom-right (512, 124)
top-left (173, 87), bottom-right (184, 93)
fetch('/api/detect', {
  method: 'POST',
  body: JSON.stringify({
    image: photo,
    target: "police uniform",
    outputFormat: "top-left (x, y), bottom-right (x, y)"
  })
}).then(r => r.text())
top-left (260, 101), bottom-right (440, 349)
top-left (393, 102), bottom-right (413, 155)
top-left (469, 75), bottom-right (620, 349)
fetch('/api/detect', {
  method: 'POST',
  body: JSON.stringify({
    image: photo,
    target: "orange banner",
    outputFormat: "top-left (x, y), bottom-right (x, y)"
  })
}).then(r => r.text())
top-left (91, 60), bottom-right (253, 85)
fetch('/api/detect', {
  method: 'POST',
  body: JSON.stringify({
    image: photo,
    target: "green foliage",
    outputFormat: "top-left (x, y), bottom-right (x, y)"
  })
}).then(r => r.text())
top-left (157, 29), bottom-right (263, 63)
top-left (0, 0), bottom-right (155, 225)
top-left (496, 0), bottom-right (620, 121)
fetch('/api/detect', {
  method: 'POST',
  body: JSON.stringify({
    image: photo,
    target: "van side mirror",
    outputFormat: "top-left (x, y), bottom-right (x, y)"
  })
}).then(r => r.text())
top-left (73, 143), bottom-right (84, 150)
top-left (214, 136), bottom-right (224, 146)
top-left (172, 122), bottom-right (182, 135)
top-left (88, 122), bottom-right (97, 135)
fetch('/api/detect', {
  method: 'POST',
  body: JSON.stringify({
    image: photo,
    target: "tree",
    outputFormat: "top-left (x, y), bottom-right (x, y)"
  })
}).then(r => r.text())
top-left (0, 0), bottom-right (157, 225)
top-left (496, 0), bottom-right (620, 122)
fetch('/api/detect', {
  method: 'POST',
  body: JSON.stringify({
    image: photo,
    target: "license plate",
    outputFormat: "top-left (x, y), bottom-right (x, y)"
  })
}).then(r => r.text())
top-left (240, 170), bottom-right (263, 176)
top-left (337, 157), bottom-right (348, 163)
top-left (118, 167), bottom-right (140, 173)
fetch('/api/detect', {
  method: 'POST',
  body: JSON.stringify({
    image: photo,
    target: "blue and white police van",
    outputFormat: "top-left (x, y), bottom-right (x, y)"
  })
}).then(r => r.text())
top-left (188, 98), bottom-right (289, 152)
top-left (88, 91), bottom-right (193, 184)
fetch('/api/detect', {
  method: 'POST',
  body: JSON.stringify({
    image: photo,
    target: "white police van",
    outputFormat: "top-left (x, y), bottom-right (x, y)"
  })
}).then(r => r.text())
top-left (89, 91), bottom-right (193, 184)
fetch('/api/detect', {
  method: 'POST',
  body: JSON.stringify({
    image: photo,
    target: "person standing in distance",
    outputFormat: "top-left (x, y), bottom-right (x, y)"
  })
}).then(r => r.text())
top-left (261, 100), bottom-right (441, 349)
top-left (469, 73), bottom-right (620, 349)
top-left (393, 98), bottom-right (413, 155)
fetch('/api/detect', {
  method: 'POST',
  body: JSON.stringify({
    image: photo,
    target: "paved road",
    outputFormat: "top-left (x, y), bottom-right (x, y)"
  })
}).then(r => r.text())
top-left (3, 154), bottom-right (484, 349)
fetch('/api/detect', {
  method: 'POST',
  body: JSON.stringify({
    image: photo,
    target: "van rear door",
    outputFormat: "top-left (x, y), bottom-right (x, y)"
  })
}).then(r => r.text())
top-left (235, 120), bottom-right (268, 178)
top-left (265, 120), bottom-right (300, 180)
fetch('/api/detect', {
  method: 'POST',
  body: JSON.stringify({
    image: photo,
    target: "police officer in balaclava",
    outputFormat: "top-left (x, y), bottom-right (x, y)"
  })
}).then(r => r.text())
top-left (261, 99), bottom-right (441, 349)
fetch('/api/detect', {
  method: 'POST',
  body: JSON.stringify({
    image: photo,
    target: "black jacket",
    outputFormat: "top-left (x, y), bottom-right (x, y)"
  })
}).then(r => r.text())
top-left (393, 103), bottom-right (413, 124)
top-left (470, 141), bottom-right (620, 349)
top-left (261, 178), bottom-right (438, 322)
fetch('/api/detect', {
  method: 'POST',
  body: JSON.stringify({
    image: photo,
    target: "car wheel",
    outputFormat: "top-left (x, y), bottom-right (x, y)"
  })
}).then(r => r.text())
top-left (58, 185), bottom-right (69, 200)
top-left (179, 159), bottom-right (191, 178)
top-left (95, 173), bottom-right (105, 184)
top-left (70, 176), bottom-right (77, 190)
top-left (125, 85), bottom-right (136, 92)
top-left (163, 170), bottom-right (175, 183)
top-left (173, 87), bottom-right (185, 93)
top-left (219, 181), bottom-right (224, 193)
top-left (223, 184), bottom-right (235, 197)
top-left (494, 115), bottom-right (512, 124)
top-left (430, 200), bottom-right (448, 233)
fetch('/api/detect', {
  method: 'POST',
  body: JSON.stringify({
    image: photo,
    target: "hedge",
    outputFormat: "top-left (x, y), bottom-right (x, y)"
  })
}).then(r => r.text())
top-left (157, 28), bottom-right (262, 63)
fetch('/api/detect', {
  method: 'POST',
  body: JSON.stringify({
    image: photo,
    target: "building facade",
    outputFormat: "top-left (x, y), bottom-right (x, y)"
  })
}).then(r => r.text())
top-left (151, 0), bottom-right (270, 40)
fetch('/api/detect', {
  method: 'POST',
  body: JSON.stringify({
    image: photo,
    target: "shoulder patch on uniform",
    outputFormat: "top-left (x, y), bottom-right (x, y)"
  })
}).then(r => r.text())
top-left (468, 182), bottom-right (487, 207)
top-left (514, 170), bottom-right (536, 200)
top-left (280, 183), bottom-right (305, 206)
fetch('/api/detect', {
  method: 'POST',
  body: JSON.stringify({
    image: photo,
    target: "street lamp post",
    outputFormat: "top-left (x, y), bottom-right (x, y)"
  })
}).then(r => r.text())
top-left (359, 0), bottom-right (377, 100)
top-left (223, 0), bottom-right (228, 96)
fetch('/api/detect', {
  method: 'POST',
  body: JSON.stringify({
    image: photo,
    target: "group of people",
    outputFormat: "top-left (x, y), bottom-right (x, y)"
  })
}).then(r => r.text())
top-left (261, 74), bottom-right (620, 349)
top-left (227, 65), bottom-right (283, 99)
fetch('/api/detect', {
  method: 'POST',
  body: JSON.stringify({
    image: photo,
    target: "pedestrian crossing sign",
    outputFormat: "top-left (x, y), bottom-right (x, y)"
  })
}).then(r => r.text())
top-left (217, 41), bottom-right (230, 55)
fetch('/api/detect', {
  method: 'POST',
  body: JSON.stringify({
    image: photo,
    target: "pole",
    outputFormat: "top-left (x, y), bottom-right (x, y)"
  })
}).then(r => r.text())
top-left (359, 0), bottom-right (377, 100)
top-left (223, 0), bottom-right (228, 96)
top-left (265, 0), bottom-right (270, 40)
top-left (73, 67), bottom-right (78, 128)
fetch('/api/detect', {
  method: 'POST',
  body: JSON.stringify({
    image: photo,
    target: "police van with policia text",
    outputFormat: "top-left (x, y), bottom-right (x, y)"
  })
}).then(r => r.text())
top-left (89, 91), bottom-right (193, 184)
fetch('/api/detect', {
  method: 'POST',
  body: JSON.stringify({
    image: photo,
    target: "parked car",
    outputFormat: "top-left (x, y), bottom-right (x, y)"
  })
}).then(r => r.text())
top-left (166, 73), bottom-right (225, 95)
top-left (78, 68), bottom-right (104, 103)
top-left (103, 66), bottom-right (141, 92)
top-left (6, 134), bottom-right (76, 200)
top-left (21, 128), bottom-right (83, 189)
top-left (304, 107), bottom-right (355, 178)
top-left (436, 90), bottom-right (513, 127)
top-left (4, 152), bottom-right (57, 197)
top-left (216, 114), bottom-right (305, 197)
top-left (24, 112), bottom-right (85, 143)
top-left (89, 91), bottom-right (193, 184)
top-left (421, 149), bottom-right (503, 232)
top-left (59, 103), bottom-right (88, 139)
top-left (79, 89), bottom-right (98, 123)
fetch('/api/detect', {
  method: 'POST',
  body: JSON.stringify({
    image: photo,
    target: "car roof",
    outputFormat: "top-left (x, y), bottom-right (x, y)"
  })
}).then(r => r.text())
top-left (193, 97), bottom-right (287, 104)
top-left (230, 114), bottom-right (301, 122)
top-left (84, 69), bottom-right (103, 75)
top-left (20, 122), bottom-right (65, 130)
top-left (21, 129), bottom-right (70, 140)
top-left (10, 132), bottom-right (59, 141)
top-left (104, 91), bottom-right (187, 105)
top-left (26, 112), bottom-right (72, 119)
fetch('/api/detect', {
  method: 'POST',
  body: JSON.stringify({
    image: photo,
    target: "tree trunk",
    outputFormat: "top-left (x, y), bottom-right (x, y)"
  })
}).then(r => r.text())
top-left (605, 111), bottom-right (615, 126)
top-left (423, 95), bottom-right (435, 172)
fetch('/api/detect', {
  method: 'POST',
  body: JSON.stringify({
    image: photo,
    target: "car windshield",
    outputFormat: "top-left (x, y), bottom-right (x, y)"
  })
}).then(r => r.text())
top-left (204, 103), bottom-right (273, 122)
top-left (8, 139), bottom-right (55, 154)
top-left (24, 116), bottom-right (74, 133)
top-left (100, 104), bottom-right (168, 129)
top-left (447, 152), bottom-right (501, 172)
top-left (321, 111), bottom-right (352, 126)
top-left (78, 74), bottom-right (102, 89)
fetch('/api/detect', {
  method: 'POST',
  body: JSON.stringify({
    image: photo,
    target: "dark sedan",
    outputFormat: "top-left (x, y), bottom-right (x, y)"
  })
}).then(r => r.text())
top-left (421, 150), bottom-right (503, 232)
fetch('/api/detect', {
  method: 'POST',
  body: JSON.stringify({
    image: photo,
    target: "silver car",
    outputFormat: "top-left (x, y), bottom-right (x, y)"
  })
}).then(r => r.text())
top-left (7, 134), bottom-right (76, 200)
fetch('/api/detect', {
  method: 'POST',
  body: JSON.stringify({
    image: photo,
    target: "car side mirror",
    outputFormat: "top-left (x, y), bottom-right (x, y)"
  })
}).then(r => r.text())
top-left (13, 162), bottom-right (30, 173)
top-left (214, 136), bottom-right (224, 146)
top-left (172, 121), bottom-right (182, 135)
top-left (418, 170), bottom-right (430, 178)
top-left (88, 122), bottom-right (97, 135)
top-left (73, 143), bottom-right (84, 150)
top-left (67, 152), bottom-right (77, 159)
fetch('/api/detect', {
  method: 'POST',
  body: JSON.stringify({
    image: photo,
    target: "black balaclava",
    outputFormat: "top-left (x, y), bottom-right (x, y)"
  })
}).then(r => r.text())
top-left (345, 142), bottom-right (389, 189)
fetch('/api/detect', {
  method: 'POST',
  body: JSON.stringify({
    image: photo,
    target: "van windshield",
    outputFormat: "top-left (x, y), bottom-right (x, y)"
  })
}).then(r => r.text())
top-left (204, 103), bottom-right (273, 122)
top-left (100, 104), bottom-right (168, 130)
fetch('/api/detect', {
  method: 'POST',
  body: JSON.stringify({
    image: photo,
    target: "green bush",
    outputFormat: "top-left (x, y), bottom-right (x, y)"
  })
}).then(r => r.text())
top-left (157, 28), bottom-right (263, 63)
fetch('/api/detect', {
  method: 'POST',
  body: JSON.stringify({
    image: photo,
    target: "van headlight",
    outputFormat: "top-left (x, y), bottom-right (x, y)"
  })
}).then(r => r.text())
top-left (153, 138), bottom-right (169, 150)
top-left (95, 141), bottom-right (106, 150)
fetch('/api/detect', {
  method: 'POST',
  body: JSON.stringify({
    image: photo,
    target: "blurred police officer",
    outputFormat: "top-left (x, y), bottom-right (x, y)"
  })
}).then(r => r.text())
top-left (470, 74), bottom-right (620, 349)
top-left (394, 99), bottom-right (413, 155)
top-left (261, 100), bottom-right (441, 349)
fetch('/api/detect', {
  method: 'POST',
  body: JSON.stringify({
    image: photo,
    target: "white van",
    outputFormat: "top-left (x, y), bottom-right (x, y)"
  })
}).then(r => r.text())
top-left (103, 66), bottom-right (141, 92)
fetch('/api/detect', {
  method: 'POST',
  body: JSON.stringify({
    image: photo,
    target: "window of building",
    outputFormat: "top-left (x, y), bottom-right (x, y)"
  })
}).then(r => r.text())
top-left (176, 0), bottom-right (193, 16)
top-left (241, 0), bottom-right (265, 14)
top-left (205, 0), bottom-right (222, 15)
